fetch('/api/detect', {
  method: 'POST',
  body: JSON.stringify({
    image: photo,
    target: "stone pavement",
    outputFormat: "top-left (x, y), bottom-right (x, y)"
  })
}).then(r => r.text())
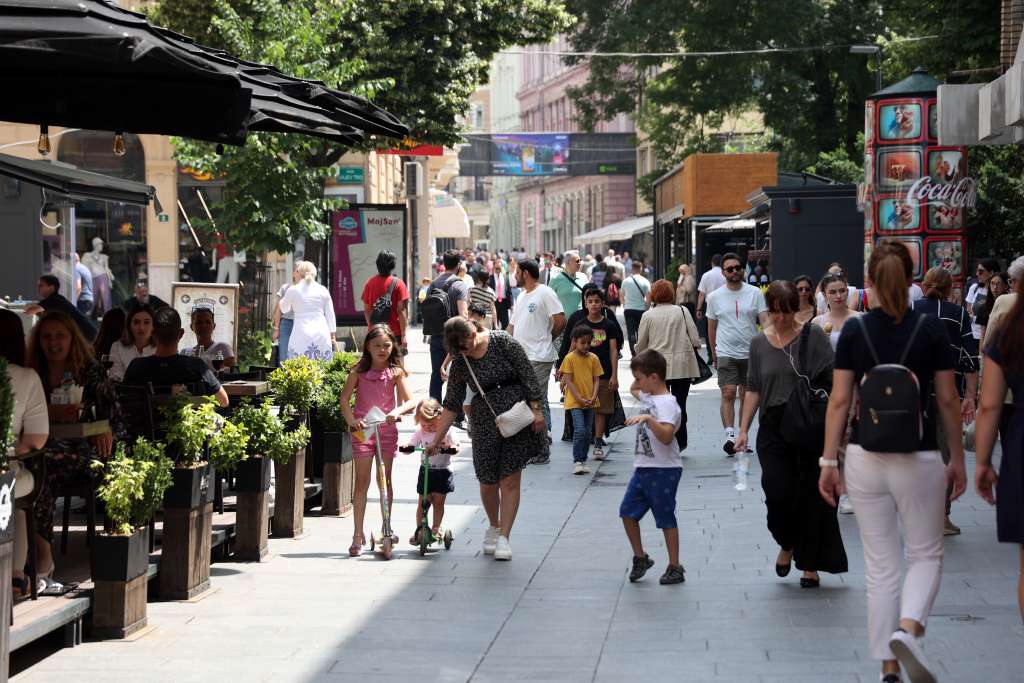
top-left (12, 328), bottom-right (1023, 682)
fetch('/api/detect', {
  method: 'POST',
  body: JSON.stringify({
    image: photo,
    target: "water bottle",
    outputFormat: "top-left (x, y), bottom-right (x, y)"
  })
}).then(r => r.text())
top-left (733, 452), bottom-right (751, 491)
top-left (53, 372), bottom-right (74, 405)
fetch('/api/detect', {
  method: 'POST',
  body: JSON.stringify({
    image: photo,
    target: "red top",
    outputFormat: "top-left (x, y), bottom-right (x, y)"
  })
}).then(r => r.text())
top-left (360, 274), bottom-right (410, 338)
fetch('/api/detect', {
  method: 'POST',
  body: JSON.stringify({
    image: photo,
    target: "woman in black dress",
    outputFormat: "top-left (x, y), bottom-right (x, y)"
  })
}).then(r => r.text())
top-left (425, 318), bottom-right (546, 561)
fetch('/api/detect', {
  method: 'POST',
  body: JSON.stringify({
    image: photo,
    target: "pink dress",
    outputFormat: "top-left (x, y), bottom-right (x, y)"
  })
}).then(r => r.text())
top-left (351, 367), bottom-right (400, 458)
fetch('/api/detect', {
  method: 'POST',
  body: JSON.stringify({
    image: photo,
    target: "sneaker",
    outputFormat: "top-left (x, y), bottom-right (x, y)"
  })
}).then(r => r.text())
top-left (838, 495), bottom-right (855, 515)
top-left (943, 518), bottom-right (961, 536)
top-left (888, 630), bottom-right (936, 683)
top-left (881, 674), bottom-right (902, 683)
top-left (629, 554), bottom-right (654, 582)
top-left (529, 453), bottom-right (550, 465)
top-left (659, 564), bottom-right (686, 585)
top-left (482, 526), bottom-right (499, 555)
top-left (723, 439), bottom-right (736, 456)
top-left (593, 445), bottom-right (605, 460)
top-left (494, 535), bottom-right (512, 560)
top-left (572, 461), bottom-right (589, 475)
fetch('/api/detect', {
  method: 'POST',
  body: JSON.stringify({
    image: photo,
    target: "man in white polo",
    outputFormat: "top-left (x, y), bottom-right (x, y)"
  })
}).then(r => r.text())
top-left (706, 252), bottom-right (768, 456)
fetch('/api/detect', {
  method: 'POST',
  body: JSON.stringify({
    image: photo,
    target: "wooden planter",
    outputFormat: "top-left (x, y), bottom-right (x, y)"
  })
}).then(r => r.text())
top-left (234, 457), bottom-right (272, 561)
top-left (271, 447), bottom-right (306, 538)
top-left (90, 527), bottom-right (150, 638)
top-left (160, 463), bottom-right (214, 600)
top-left (0, 468), bottom-right (17, 681)
top-left (321, 431), bottom-right (354, 517)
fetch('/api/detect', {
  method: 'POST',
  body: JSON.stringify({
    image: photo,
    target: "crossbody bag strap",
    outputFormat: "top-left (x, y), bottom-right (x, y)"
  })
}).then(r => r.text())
top-left (798, 321), bottom-right (812, 375)
top-left (461, 353), bottom-right (499, 420)
top-left (855, 316), bottom-right (881, 366)
top-left (561, 270), bottom-right (584, 292)
top-left (899, 314), bottom-right (927, 365)
top-left (385, 276), bottom-right (397, 298)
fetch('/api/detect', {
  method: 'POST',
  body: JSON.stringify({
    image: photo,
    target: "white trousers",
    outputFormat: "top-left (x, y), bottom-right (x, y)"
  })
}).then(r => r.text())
top-left (844, 444), bottom-right (946, 661)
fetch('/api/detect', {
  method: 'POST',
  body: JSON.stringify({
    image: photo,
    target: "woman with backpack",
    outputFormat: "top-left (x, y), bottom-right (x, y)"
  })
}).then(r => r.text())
top-left (819, 238), bottom-right (967, 683)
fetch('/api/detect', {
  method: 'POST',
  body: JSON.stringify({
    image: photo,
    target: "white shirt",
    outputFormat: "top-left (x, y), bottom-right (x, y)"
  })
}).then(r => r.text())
top-left (8, 364), bottom-right (47, 445)
top-left (706, 283), bottom-right (767, 360)
top-left (181, 341), bottom-right (235, 370)
top-left (622, 274), bottom-right (651, 311)
top-left (633, 392), bottom-right (682, 468)
top-left (908, 283), bottom-right (924, 303)
top-left (509, 284), bottom-right (564, 362)
top-left (697, 266), bottom-right (726, 296)
top-left (966, 282), bottom-right (983, 340)
top-left (109, 341), bottom-right (156, 382)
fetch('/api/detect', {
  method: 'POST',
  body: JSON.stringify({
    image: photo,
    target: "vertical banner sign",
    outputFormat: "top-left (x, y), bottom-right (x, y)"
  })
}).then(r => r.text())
top-left (330, 205), bottom-right (408, 323)
top-left (171, 282), bottom-right (240, 352)
top-left (865, 72), bottom-right (973, 299)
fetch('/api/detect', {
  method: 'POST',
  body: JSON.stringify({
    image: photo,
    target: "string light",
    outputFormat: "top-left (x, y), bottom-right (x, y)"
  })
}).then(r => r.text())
top-left (37, 125), bottom-right (50, 156)
top-left (113, 132), bottom-right (126, 156)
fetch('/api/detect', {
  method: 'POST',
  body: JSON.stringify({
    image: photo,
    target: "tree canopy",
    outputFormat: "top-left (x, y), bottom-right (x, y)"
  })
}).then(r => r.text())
top-left (150, 0), bottom-right (571, 254)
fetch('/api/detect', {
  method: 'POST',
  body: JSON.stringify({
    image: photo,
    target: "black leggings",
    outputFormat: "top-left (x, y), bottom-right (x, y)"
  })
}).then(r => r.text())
top-left (666, 378), bottom-right (691, 450)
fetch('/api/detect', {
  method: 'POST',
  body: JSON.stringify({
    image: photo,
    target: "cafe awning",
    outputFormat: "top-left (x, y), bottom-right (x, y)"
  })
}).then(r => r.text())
top-left (0, 152), bottom-right (157, 206)
top-left (576, 215), bottom-right (653, 245)
top-left (703, 217), bottom-right (757, 233)
top-left (430, 189), bottom-right (471, 239)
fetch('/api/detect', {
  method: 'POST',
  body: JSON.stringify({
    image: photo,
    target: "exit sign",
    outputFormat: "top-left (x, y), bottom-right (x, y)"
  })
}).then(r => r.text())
top-left (157, 213), bottom-right (170, 222)
top-left (336, 166), bottom-right (365, 184)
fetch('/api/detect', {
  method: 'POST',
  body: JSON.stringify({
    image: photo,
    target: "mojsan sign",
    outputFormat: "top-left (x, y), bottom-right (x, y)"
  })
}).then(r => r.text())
top-left (905, 176), bottom-right (977, 210)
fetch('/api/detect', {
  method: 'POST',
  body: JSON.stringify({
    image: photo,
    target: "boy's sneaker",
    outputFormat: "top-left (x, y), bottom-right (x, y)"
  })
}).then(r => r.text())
top-left (482, 526), bottom-right (500, 555)
top-left (659, 565), bottom-right (686, 585)
top-left (572, 461), bottom-right (590, 475)
top-left (888, 630), bottom-right (936, 683)
top-left (723, 438), bottom-right (736, 456)
top-left (529, 453), bottom-right (550, 465)
top-left (838, 495), bottom-right (854, 515)
top-left (494, 535), bottom-right (512, 561)
top-left (629, 554), bottom-right (654, 582)
top-left (593, 438), bottom-right (606, 460)
top-left (881, 675), bottom-right (901, 683)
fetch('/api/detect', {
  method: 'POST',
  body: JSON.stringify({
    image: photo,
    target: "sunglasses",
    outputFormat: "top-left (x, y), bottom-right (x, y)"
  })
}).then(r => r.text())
top-left (723, 265), bottom-right (742, 273)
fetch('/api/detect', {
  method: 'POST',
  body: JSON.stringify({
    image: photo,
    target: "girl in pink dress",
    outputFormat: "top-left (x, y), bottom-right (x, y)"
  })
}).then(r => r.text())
top-left (340, 325), bottom-right (415, 556)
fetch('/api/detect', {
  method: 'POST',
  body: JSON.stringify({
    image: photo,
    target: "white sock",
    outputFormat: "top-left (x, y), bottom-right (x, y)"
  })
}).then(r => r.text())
top-left (725, 427), bottom-right (736, 440)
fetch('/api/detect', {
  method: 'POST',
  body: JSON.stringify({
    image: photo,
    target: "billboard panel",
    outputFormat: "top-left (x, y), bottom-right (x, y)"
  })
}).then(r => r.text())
top-left (457, 133), bottom-right (635, 177)
top-left (329, 205), bottom-right (407, 324)
top-left (490, 133), bottom-right (569, 176)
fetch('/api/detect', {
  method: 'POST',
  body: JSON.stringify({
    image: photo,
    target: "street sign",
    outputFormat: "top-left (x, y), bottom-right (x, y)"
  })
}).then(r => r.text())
top-left (335, 166), bottom-right (365, 184)
top-left (158, 213), bottom-right (170, 222)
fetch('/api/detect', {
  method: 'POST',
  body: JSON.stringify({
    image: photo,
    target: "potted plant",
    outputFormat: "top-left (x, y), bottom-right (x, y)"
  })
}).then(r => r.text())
top-left (313, 353), bottom-right (358, 515)
top-left (89, 438), bottom-right (173, 638)
top-left (268, 357), bottom-right (322, 537)
top-left (232, 401), bottom-right (309, 560)
top-left (0, 358), bottom-right (19, 667)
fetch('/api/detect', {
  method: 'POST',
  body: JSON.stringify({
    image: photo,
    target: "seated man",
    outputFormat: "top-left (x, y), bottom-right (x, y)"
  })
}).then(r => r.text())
top-left (122, 281), bottom-right (169, 314)
top-left (123, 307), bottom-right (229, 407)
top-left (26, 274), bottom-right (97, 341)
top-left (179, 306), bottom-right (236, 371)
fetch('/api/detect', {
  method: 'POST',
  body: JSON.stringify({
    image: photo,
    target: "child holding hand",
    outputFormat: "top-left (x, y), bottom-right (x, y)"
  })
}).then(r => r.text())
top-left (400, 399), bottom-right (457, 544)
top-left (620, 349), bottom-right (685, 585)
top-left (559, 325), bottom-right (603, 475)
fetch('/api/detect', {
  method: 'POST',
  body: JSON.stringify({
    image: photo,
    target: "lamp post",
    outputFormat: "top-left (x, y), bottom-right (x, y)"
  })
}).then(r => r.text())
top-left (850, 45), bottom-right (883, 92)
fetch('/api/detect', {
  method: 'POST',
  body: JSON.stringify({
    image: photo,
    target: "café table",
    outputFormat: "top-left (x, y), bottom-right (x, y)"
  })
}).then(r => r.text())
top-left (221, 380), bottom-right (271, 398)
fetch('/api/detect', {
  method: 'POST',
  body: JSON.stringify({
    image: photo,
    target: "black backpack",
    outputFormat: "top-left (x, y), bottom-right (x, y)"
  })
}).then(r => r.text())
top-left (781, 323), bottom-right (830, 451)
top-left (421, 275), bottom-right (457, 335)
top-left (369, 276), bottom-right (398, 325)
top-left (855, 314), bottom-right (926, 453)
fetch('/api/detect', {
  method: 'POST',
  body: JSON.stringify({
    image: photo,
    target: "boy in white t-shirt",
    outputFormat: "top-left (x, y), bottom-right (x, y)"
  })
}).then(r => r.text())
top-left (620, 349), bottom-right (685, 585)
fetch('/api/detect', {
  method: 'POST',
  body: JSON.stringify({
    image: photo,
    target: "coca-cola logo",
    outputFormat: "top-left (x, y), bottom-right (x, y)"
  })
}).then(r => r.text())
top-left (905, 176), bottom-right (977, 210)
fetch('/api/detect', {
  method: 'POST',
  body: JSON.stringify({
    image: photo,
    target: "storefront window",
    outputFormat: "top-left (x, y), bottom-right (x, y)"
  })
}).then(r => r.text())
top-left (177, 166), bottom-right (225, 283)
top-left (57, 131), bottom-right (146, 316)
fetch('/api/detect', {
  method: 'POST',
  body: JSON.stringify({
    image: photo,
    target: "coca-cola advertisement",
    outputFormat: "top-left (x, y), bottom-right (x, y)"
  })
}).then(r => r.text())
top-left (928, 204), bottom-right (964, 231)
top-left (878, 197), bottom-right (921, 232)
top-left (927, 149), bottom-right (965, 185)
top-left (878, 100), bottom-right (924, 141)
top-left (876, 147), bottom-right (923, 191)
top-left (926, 238), bottom-right (964, 276)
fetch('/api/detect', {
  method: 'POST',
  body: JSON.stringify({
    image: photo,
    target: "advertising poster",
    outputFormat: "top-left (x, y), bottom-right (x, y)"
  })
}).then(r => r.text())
top-left (330, 205), bottom-right (407, 323)
top-left (171, 282), bottom-right (240, 352)
top-left (491, 133), bottom-right (569, 176)
top-left (878, 100), bottom-right (923, 141)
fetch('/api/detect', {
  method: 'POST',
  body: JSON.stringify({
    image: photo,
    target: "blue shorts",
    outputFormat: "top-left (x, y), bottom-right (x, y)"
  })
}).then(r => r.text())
top-left (619, 468), bottom-right (682, 529)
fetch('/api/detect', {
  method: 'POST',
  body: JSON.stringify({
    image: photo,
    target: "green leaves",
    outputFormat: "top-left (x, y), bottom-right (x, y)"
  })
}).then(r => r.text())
top-left (268, 356), bottom-right (325, 413)
top-left (93, 438), bottom-right (174, 536)
top-left (313, 352), bottom-right (360, 433)
top-left (164, 395), bottom-right (250, 469)
top-left (232, 400), bottom-right (310, 464)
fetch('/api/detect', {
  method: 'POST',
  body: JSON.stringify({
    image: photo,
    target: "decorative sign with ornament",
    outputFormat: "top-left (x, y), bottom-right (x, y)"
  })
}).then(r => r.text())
top-left (864, 68), bottom-right (970, 294)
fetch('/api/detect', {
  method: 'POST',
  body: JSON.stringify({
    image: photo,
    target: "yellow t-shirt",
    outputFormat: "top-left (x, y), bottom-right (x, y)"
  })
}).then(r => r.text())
top-left (559, 351), bottom-right (604, 410)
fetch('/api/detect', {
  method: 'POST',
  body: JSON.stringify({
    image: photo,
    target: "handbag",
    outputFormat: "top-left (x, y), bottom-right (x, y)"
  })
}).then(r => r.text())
top-left (679, 305), bottom-right (713, 385)
top-left (462, 353), bottom-right (535, 438)
top-left (780, 324), bottom-right (830, 451)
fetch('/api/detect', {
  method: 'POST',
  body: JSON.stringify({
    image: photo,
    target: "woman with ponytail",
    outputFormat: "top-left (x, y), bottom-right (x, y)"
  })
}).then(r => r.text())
top-left (819, 239), bottom-right (966, 683)
top-left (279, 260), bottom-right (337, 361)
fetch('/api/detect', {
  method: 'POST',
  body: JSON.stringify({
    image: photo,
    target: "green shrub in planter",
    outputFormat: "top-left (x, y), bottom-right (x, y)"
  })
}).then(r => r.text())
top-left (91, 438), bottom-right (174, 535)
top-left (268, 356), bottom-right (324, 414)
top-left (233, 400), bottom-right (310, 465)
top-left (164, 395), bottom-right (249, 470)
top-left (313, 352), bottom-right (359, 433)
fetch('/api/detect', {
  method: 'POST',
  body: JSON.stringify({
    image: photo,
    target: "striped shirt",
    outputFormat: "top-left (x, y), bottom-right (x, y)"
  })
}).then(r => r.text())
top-left (912, 298), bottom-right (979, 397)
top-left (469, 285), bottom-right (496, 315)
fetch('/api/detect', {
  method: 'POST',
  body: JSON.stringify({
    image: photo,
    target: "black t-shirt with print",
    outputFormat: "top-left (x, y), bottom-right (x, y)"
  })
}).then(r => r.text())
top-left (835, 309), bottom-right (954, 451)
top-left (558, 309), bottom-right (623, 378)
top-left (123, 354), bottom-right (222, 396)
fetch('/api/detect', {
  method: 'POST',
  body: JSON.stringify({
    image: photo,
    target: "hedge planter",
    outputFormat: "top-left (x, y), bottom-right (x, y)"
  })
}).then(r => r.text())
top-left (90, 527), bottom-right (150, 638)
top-left (0, 468), bottom-right (17, 679)
top-left (271, 446), bottom-right (306, 538)
top-left (234, 457), bottom-right (272, 561)
top-left (160, 463), bottom-right (214, 600)
top-left (321, 432), bottom-right (354, 517)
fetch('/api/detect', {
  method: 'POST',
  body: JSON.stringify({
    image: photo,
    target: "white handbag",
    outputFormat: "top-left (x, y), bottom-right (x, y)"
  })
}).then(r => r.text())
top-left (462, 353), bottom-right (535, 438)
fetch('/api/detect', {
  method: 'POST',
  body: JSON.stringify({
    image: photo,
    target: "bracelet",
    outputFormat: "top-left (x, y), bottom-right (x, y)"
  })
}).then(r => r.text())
top-left (818, 457), bottom-right (840, 468)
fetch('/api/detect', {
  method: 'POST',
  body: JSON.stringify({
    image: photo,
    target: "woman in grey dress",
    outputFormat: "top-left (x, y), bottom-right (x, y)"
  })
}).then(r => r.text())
top-left (424, 317), bottom-right (546, 561)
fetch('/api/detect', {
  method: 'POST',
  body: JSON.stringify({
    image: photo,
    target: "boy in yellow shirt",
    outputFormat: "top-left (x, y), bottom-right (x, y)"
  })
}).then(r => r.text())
top-left (559, 325), bottom-right (604, 475)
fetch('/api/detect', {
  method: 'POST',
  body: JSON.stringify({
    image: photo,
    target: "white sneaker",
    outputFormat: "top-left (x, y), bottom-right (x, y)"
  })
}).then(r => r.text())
top-left (888, 630), bottom-right (936, 683)
top-left (482, 526), bottom-right (500, 555)
top-left (573, 461), bottom-right (589, 475)
top-left (494, 535), bottom-right (512, 561)
top-left (838, 495), bottom-right (854, 515)
top-left (593, 446), bottom-right (605, 460)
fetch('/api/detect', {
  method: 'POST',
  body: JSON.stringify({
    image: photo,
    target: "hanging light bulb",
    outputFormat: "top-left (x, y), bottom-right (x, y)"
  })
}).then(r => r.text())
top-left (37, 125), bottom-right (51, 156)
top-left (113, 132), bottom-right (127, 157)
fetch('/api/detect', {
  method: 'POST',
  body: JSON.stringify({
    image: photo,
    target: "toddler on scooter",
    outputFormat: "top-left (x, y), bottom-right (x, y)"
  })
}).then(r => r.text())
top-left (400, 398), bottom-right (457, 544)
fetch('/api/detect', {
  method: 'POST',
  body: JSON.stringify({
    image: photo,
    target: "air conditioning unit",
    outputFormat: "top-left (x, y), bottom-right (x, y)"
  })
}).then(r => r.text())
top-left (403, 162), bottom-right (423, 198)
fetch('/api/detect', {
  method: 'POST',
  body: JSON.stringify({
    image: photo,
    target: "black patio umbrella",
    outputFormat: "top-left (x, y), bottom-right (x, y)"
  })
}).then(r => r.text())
top-left (0, 152), bottom-right (157, 206)
top-left (0, 0), bottom-right (408, 145)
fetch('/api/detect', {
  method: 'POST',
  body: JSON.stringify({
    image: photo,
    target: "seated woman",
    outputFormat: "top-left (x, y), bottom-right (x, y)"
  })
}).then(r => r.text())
top-left (26, 311), bottom-right (118, 590)
top-left (179, 306), bottom-right (236, 372)
top-left (108, 304), bottom-right (156, 381)
top-left (0, 310), bottom-right (49, 599)
top-left (92, 307), bottom-right (126, 361)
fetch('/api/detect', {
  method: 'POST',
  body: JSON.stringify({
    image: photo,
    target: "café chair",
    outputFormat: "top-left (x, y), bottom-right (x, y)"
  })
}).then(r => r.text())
top-left (14, 451), bottom-right (46, 600)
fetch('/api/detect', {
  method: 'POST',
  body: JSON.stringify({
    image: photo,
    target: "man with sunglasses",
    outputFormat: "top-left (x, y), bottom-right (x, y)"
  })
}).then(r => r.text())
top-left (706, 253), bottom-right (768, 456)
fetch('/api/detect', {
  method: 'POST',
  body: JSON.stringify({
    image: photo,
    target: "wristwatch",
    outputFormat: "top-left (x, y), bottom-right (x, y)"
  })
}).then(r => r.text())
top-left (818, 457), bottom-right (840, 468)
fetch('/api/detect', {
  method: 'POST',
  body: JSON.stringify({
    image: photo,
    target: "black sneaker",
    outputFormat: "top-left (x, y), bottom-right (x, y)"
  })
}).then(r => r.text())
top-left (881, 675), bottom-right (901, 683)
top-left (528, 453), bottom-right (550, 465)
top-left (629, 554), bottom-right (655, 582)
top-left (659, 564), bottom-right (686, 585)
top-left (723, 439), bottom-right (736, 456)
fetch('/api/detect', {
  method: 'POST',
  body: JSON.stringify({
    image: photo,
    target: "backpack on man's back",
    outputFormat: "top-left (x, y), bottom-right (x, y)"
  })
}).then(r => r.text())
top-left (421, 276), bottom-right (457, 335)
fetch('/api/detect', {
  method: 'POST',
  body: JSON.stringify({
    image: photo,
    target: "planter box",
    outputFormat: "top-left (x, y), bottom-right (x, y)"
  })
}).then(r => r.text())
top-left (322, 431), bottom-right (353, 464)
top-left (0, 468), bottom-right (14, 679)
top-left (160, 464), bottom-right (214, 600)
top-left (271, 447), bottom-right (305, 538)
top-left (0, 468), bottom-right (17, 544)
top-left (235, 456), bottom-right (272, 493)
top-left (163, 463), bottom-right (215, 510)
top-left (91, 528), bottom-right (150, 639)
top-left (91, 527), bottom-right (150, 583)
top-left (321, 433), bottom-right (353, 516)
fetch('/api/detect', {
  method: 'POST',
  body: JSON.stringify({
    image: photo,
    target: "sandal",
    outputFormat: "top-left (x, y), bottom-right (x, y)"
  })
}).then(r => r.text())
top-left (349, 534), bottom-right (365, 557)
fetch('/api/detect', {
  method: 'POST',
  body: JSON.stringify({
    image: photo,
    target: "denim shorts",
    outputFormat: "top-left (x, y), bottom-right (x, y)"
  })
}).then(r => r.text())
top-left (619, 467), bottom-right (682, 529)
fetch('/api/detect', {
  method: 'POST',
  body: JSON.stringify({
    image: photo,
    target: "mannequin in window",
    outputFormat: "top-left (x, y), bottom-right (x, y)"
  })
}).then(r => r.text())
top-left (212, 232), bottom-right (244, 284)
top-left (82, 237), bottom-right (114, 315)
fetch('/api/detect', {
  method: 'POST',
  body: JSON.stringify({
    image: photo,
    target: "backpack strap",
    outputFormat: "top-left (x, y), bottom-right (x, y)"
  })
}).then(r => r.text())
top-left (797, 321), bottom-right (812, 374)
top-left (899, 314), bottom-right (927, 365)
top-left (855, 316), bottom-right (881, 366)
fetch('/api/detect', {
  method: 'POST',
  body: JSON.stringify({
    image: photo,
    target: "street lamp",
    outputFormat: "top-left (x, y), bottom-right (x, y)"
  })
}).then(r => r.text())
top-left (850, 45), bottom-right (883, 92)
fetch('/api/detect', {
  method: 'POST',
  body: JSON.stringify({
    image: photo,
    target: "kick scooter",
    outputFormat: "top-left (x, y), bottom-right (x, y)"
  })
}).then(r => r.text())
top-left (364, 408), bottom-right (397, 560)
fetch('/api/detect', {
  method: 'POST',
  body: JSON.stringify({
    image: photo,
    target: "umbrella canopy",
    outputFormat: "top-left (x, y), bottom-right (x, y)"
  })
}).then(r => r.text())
top-left (0, 152), bottom-right (156, 206)
top-left (0, 0), bottom-right (408, 145)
